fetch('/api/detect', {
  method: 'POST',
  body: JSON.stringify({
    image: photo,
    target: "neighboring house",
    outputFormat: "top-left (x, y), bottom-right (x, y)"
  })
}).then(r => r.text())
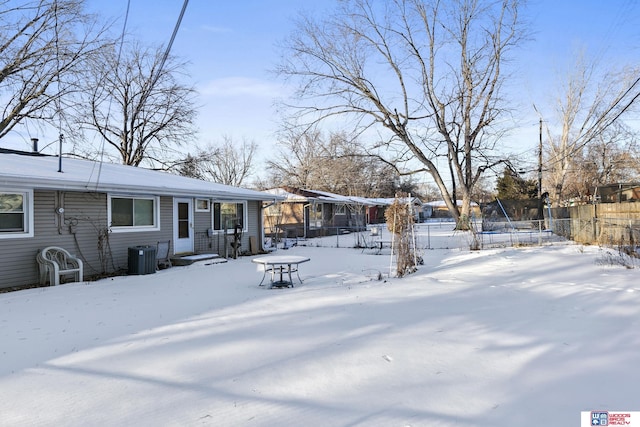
top-left (595, 183), bottom-right (640, 203)
top-left (425, 200), bottom-right (481, 219)
top-left (363, 199), bottom-right (388, 224)
top-left (0, 149), bottom-right (281, 289)
top-left (263, 187), bottom-right (369, 238)
top-left (421, 203), bottom-right (434, 221)
top-left (365, 197), bottom-right (424, 224)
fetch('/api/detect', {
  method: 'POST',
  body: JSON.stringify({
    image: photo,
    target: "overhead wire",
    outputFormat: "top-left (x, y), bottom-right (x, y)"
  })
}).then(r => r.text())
top-left (53, 0), bottom-right (63, 172)
top-left (539, 0), bottom-right (640, 173)
top-left (152, 0), bottom-right (189, 91)
top-left (135, 0), bottom-right (189, 117)
top-left (89, 0), bottom-right (189, 189)
top-left (88, 0), bottom-right (131, 189)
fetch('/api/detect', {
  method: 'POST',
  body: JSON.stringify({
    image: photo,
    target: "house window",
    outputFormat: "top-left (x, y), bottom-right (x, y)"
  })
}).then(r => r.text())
top-left (309, 202), bottom-right (323, 228)
top-left (195, 198), bottom-right (210, 212)
top-left (0, 190), bottom-right (33, 238)
top-left (213, 201), bottom-right (246, 232)
top-left (109, 195), bottom-right (159, 232)
top-left (335, 204), bottom-right (346, 215)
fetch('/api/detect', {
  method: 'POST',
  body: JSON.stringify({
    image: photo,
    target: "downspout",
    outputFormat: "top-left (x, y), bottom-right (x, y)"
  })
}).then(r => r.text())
top-left (303, 204), bottom-right (310, 239)
top-left (261, 199), bottom-right (278, 252)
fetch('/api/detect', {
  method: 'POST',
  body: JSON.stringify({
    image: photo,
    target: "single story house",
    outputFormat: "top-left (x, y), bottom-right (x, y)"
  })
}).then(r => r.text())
top-left (424, 200), bottom-right (481, 219)
top-left (263, 187), bottom-right (369, 238)
top-left (365, 197), bottom-right (424, 224)
top-left (0, 149), bottom-right (281, 289)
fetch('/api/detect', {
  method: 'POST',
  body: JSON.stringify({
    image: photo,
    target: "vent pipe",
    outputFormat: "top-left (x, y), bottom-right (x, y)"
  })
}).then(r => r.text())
top-left (58, 133), bottom-right (63, 173)
top-left (31, 138), bottom-right (39, 153)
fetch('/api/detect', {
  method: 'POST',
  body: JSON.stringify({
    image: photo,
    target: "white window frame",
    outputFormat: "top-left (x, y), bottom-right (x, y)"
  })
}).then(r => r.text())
top-left (335, 204), bottom-right (347, 215)
top-left (195, 198), bottom-right (211, 212)
top-left (309, 202), bottom-right (324, 229)
top-left (0, 188), bottom-right (34, 239)
top-left (108, 194), bottom-right (160, 233)
top-left (212, 200), bottom-right (248, 234)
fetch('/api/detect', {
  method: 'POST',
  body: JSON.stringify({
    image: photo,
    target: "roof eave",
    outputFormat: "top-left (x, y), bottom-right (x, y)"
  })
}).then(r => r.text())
top-left (0, 176), bottom-right (282, 201)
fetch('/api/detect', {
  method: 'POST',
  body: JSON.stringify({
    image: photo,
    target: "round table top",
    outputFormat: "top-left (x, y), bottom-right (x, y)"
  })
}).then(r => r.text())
top-left (251, 255), bottom-right (310, 265)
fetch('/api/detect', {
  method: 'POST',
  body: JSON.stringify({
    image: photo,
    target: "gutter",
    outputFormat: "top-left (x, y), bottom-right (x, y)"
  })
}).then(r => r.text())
top-left (261, 199), bottom-right (280, 251)
top-left (0, 175), bottom-right (280, 202)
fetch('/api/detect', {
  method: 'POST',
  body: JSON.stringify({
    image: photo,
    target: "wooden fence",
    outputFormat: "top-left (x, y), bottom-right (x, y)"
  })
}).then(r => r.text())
top-left (548, 203), bottom-right (640, 247)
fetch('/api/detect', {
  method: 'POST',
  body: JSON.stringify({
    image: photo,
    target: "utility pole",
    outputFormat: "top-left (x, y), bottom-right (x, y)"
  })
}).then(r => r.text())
top-left (532, 105), bottom-right (545, 219)
top-left (537, 118), bottom-right (543, 219)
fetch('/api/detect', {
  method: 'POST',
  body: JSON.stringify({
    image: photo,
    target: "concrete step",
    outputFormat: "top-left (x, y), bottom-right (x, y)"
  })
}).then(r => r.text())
top-left (171, 253), bottom-right (222, 266)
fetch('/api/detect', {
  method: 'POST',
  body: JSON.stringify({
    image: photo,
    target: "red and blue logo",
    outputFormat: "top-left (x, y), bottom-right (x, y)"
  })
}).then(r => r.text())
top-left (591, 411), bottom-right (609, 426)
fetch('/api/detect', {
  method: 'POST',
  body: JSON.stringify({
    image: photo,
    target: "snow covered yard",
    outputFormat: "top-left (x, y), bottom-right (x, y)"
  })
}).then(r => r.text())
top-left (0, 231), bottom-right (639, 426)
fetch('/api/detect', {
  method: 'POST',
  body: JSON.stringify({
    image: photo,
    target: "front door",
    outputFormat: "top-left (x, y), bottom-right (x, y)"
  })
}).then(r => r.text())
top-left (173, 198), bottom-right (193, 254)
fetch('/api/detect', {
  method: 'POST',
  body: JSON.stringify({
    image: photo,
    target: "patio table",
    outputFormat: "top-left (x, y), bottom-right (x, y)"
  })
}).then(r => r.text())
top-left (251, 255), bottom-right (310, 288)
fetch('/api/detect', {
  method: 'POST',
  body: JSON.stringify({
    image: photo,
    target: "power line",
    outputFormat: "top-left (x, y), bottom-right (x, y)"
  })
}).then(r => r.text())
top-left (90, 0), bottom-right (189, 188)
top-left (89, 0), bottom-right (132, 189)
top-left (54, 0), bottom-right (63, 172)
top-left (150, 0), bottom-right (189, 91)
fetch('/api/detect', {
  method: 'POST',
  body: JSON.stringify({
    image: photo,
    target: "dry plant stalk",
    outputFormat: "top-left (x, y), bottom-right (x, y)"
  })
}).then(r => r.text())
top-left (385, 197), bottom-right (418, 277)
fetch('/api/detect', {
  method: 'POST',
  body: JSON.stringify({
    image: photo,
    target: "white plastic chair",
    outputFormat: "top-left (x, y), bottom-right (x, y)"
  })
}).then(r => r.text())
top-left (37, 247), bottom-right (83, 286)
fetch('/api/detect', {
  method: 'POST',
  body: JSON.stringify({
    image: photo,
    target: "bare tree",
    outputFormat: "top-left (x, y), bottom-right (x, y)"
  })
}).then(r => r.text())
top-left (0, 0), bottom-right (111, 141)
top-left (559, 122), bottom-right (640, 201)
top-left (73, 42), bottom-right (197, 166)
top-left (277, 0), bottom-right (525, 229)
top-left (189, 135), bottom-right (258, 187)
top-left (586, 126), bottom-right (640, 185)
top-left (265, 128), bottom-right (402, 196)
top-left (265, 128), bottom-right (324, 189)
top-left (543, 52), bottom-right (640, 205)
top-left (174, 153), bottom-right (206, 180)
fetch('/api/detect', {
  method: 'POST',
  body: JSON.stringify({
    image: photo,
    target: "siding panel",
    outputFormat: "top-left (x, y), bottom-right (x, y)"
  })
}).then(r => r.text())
top-left (0, 191), bottom-right (170, 288)
top-left (0, 193), bottom-right (265, 289)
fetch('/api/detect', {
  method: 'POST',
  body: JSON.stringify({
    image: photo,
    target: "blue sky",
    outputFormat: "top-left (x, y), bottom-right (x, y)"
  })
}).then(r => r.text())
top-left (90, 1), bottom-right (638, 166)
top-left (84, 0), bottom-right (314, 149)
top-left (7, 0), bottom-right (640, 178)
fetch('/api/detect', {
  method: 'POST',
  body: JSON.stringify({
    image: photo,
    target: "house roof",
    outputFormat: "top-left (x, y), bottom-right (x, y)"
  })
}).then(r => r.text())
top-left (300, 188), bottom-right (362, 203)
top-left (263, 187), bottom-right (309, 202)
top-left (424, 200), bottom-right (479, 207)
top-left (264, 187), bottom-right (357, 204)
top-left (366, 197), bottom-right (423, 206)
top-left (264, 187), bottom-right (424, 207)
top-left (265, 187), bottom-right (377, 205)
top-left (0, 152), bottom-right (280, 201)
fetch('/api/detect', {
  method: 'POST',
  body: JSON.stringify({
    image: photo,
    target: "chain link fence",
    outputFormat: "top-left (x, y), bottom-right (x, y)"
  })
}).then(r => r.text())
top-left (283, 220), bottom-right (565, 251)
top-left (271, 205), bottom-right (640, 257)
